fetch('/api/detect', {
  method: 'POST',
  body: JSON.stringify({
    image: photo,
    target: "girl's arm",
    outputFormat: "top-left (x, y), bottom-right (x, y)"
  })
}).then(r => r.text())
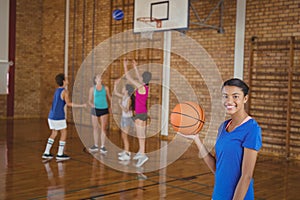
top-left (105, 86), bottom-right (112, 114)
top-left (105, 86), bottom-right (112, 106)
top-left (194, 136), bottom-right (216, 174)
top-left (113, 79), bottom-right (123, 98)
top-left (88, 87), bottom-right (94, 107)
top-left (62, 89), bottom-right (86, 108)
top-left (232, 148), bottom-right (258, 200)
top-left (123, 59), bottom-right (142, 89)
top-left (132, 59), bottom-right (143, 83)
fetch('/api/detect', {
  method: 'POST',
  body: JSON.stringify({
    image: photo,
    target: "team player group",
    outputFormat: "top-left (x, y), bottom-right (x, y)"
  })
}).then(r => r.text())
top-left (42, 59), bottom-right (152, 168)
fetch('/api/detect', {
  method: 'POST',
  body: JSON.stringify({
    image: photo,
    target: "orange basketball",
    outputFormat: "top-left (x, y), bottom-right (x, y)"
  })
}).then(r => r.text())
top-left (170, 102), bottom-right (205, 135)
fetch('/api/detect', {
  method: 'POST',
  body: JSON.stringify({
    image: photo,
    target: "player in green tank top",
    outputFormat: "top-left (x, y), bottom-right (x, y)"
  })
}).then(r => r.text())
top-left (88, 74), bottom-right (112, 154)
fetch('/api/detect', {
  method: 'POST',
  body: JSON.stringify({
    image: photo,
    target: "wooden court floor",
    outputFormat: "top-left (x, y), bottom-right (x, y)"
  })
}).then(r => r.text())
top-left (1, 119), bottom-right (300, 200)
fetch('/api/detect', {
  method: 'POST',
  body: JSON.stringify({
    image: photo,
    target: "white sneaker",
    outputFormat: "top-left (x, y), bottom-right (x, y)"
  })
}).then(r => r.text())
top-left (56, 154), bottom-right (70, 161)
top-left (118, 151), bottom-right (131, 157)
top-left (118, 151), bottom-right (126, 156)
top-left (89, 145), bottom-right (99, 152)
top-left (135, 155), bottom-right (149, 167)
top-left (133, 152), bottom-right (143, 160)
top-left (42, 153), bottom-right (53, 159)
top-left (118, 152), bottom-right (131, 161)
top-left (100, 146), bottom-right (107, 154)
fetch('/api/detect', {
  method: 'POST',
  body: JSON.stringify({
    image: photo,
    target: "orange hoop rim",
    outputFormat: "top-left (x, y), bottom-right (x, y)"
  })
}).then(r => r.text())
top-left (136, 17), bottom-right (162, 28)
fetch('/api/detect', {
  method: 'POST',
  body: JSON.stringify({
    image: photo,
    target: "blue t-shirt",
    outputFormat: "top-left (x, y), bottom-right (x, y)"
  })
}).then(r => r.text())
top-left (212, 118), bottom-right (262, 200)
top-left (48, 88), bottom-right (66, 120)
top-left (94, 85), bottom-right (108, 109)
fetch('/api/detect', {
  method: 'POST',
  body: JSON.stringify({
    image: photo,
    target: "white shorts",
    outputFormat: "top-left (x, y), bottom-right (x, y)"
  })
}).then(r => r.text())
top-left (48, 119), bottom-right (67, 130)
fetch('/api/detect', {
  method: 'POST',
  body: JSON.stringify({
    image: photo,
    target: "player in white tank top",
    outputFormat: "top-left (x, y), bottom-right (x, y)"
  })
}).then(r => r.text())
top-left (114, 79), bottom-right (135, 161)
top-left (121, 95), bottom-right (133, 118)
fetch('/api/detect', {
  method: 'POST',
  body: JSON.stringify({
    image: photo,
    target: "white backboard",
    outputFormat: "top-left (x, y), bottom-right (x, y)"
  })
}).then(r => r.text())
top-left (134, 0), bottom-right (189, 33)
top-left (0, 63), bottom-right (9, 94)
top-left (0, 0), bottom-right (9, 95)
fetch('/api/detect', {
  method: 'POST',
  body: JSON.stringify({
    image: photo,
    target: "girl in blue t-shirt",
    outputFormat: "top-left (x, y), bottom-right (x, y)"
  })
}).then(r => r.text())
top-left (194, 78), bottom-right (262, 200)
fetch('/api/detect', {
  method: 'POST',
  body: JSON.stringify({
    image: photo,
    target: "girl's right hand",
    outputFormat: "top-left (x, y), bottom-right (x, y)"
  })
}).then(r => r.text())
top-left (123, 58), bottom-right (128, 66)
top-left (89, 103), bottom-right (94, 108)
top-left (114, 78), bottom-right (120, 85)
top-left (132, 59), bottom-right (137, 67)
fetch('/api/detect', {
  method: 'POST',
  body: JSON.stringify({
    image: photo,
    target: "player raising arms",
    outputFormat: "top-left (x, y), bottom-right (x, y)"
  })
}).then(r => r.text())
top-left (123, 59), bottom-right (152, 167)
top-left (113, 78), bottom-right (135, 161)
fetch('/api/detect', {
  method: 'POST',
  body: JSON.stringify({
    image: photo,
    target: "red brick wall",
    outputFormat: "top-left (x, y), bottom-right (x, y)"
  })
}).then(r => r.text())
top-left (244, 0), bottom-right (300, 79)
top-left (12, 0), bottom-right (43, 118)
top-left (40, 0), bottom-right (66, 119)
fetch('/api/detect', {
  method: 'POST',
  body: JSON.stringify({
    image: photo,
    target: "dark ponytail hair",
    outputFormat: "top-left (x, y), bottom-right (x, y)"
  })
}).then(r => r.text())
top-left (125, 84), bottom-right (135, 111)
top-left (92, 76), bottom-right (97, 85)
top-left (222, 78), bottom-right (249, 96)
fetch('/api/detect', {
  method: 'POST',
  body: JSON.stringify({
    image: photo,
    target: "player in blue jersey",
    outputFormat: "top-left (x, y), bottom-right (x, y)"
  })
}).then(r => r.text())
top-left (193, 78), bottom-right (262, 200)
top-left (88, 74), bottom-right (112, 154)
top-left (42, 73), bottom-right (86, 161)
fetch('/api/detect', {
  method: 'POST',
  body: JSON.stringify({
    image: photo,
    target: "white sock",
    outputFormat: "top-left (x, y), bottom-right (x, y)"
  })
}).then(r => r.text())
top-left (58, 141), bottom-right (66, 156)
top-left (44, 138), bottom-right (54, 154)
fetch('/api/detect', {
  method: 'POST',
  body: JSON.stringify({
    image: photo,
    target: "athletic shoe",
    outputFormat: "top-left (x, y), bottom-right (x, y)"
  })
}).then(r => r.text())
top-left (133, 152), bottom-right (143, 160)
top-left (135, 154), bottom-right (149, 167)
top-left (42, 153), bottom-right (53, 159)
top-left (118, 151), bottom-right (126, 156)
top-left (118, 152), bottom-right (131, 161)
top-left (100, 146), bottom-right (108, 154)
top-left (89, 145), bottom-right (99, 152)
top-left (118, 151), bottom-right (131, 157)
top-left (56, 154), bottom-right (70, 161)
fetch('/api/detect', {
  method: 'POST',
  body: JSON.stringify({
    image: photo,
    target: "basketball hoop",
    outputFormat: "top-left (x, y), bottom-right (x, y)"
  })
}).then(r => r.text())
top-left (136, 17), bottom-right (162, 40)
top-left (136, 17), bottom-right (162, 29)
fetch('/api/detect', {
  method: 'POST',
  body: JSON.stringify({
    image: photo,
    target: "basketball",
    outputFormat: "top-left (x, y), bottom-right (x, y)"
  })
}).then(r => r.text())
top-left (170, 102), bottom-right (205, 135)
top-left (112, 9), bottom-right (124, 21)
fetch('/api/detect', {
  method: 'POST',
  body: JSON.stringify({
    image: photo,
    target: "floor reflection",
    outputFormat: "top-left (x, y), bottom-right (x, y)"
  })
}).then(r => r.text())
top-left (44, 161), bottom-right (65, 199)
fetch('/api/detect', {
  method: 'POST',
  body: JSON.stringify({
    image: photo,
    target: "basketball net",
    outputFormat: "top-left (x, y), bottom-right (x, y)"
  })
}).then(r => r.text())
top-left (141, 31), bottom-right (154, 40)
top-left (136, 17), bottom-right (162, 40)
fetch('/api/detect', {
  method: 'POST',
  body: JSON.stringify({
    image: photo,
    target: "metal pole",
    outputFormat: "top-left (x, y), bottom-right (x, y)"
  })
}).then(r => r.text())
top-left (286, 36), bottom-right (295, 159)
top-left (234, 0), bottom-right (247, 79)
top-left (160, 31), bottom-right (171, 136)
top-left (64, 0), bottom-right (70, 76)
